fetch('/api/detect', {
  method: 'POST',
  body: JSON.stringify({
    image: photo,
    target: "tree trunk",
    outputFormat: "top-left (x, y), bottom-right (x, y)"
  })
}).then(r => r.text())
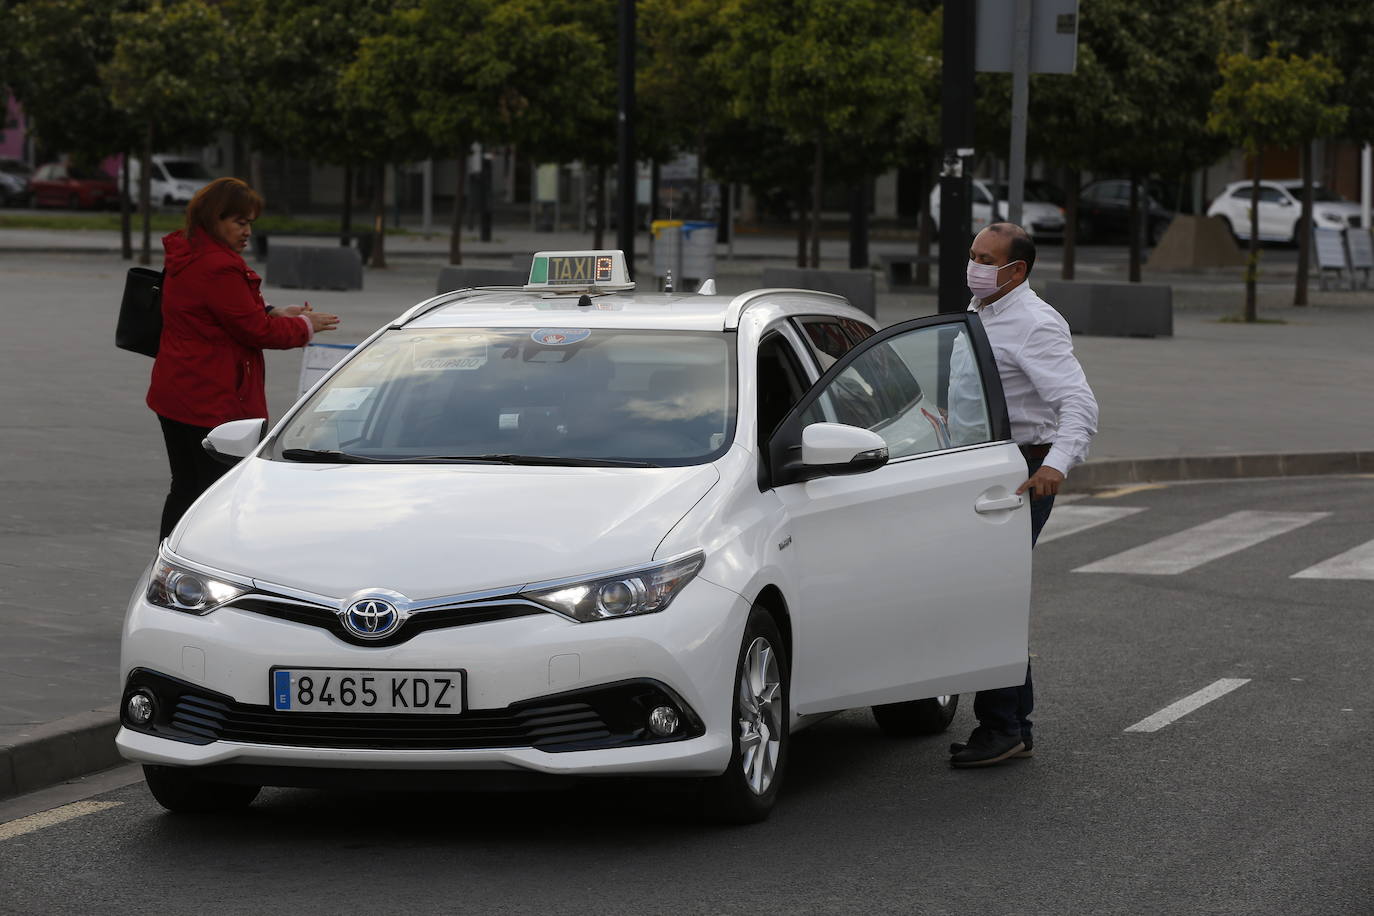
top-left (650, 160), bottom-right (661, 223)
top-left (341, 162), bottom-right (353, 246)
top-left (1127, 172), bottom-right (1141, 283)
top-left (1245, 153), bottom-right (1261, 322)
top-left (371, 162), bottom-right (388, 269)
top-left (809, 139), bottom-right (823, 269)
top-left (449, 145), bottom-right (466, 264)
top-left (1062, 168), bottom-right (1079, 280)
top-left (119, 152), bottom-right (132, 261)
top-left (139, 121), bottom-right (153, 266)
top-left (916, 159), bottom-right (932, 287)
top-left (592, 163), bottom-right (607, 249)
top-left (796, 181), bottom-right (808, 268)
top-left (1295, 140), bottom-right (1312, 307)
top-left (848, 179), bottom-right (869, 269)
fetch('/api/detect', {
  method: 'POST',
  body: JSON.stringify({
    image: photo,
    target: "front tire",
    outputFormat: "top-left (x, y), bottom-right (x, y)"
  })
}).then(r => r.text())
top-left (702, 606), bottom-right (789, 824)
top-left (872, 693), bottom-right (959, 736)
top-left (143, 765), bottom-right (260, 814)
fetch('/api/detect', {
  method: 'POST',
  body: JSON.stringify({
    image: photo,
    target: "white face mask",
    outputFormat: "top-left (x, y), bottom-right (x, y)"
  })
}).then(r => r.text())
top-left (966, 259), bottom-right (1023, 300)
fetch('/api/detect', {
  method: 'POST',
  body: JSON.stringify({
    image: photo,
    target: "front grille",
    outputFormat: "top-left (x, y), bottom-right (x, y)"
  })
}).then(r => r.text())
top-left (123, 669), bottom-right (703, 753)
top-left (228, 596), bottom-right (547, 647)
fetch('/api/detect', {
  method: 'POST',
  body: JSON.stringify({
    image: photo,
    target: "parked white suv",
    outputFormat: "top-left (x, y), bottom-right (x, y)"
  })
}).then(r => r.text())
top-left (1206, 180), bottom-right (1362, 243)
top-left (116, 250), bottom-right (1032, 823)
top-left (122, 154), bottom-right (214, 208)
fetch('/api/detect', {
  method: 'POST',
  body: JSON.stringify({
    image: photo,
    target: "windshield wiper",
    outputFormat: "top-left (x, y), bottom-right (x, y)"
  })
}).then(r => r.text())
top-left (398, 454), bottom-right (662, 468)
top-left (280, 448), bottom-right (387, 464)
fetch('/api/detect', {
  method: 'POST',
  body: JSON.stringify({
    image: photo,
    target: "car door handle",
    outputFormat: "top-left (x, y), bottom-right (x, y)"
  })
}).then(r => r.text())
top-left (975, 494), bottom-right (1024, 514)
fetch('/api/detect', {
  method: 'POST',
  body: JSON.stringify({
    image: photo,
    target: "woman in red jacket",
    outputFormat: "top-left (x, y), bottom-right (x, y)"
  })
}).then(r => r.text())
top-left (148, 177), bottom-right (340, 539)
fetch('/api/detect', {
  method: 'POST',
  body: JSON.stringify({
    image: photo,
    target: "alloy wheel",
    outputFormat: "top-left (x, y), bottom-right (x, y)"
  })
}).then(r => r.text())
top-left (737, 635), bottom-right (783, 795)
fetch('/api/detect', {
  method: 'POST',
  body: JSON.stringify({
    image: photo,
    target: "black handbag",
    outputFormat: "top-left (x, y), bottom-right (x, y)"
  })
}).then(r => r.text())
top-left (116, 266), bottom-right (164, 357)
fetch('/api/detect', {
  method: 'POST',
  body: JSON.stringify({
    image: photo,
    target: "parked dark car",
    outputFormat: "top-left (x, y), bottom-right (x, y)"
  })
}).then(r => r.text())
top-left (0, 157), bottom-right (32, 207)
top-left (29, 162), bottom-right (121, 210)
top-left (1077, 179), bottom-right (1174, 245)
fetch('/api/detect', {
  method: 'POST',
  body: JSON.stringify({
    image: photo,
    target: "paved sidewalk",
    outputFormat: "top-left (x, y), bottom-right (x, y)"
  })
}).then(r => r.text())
top-left (1, 228), bottom-right (1371, 797)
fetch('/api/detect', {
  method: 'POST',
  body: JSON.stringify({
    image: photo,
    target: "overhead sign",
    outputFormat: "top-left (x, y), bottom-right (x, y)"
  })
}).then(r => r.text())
top-left (975, 0), bottom-right (1078, 74)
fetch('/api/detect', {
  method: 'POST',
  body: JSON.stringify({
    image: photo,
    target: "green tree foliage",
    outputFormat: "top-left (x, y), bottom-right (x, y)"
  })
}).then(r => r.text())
top-left (1208, 46), bottom-right (1346, 320)
top-left (717, 0), bottom-right (932, 266)
top-left (103, 0), bottom-right (242, 263)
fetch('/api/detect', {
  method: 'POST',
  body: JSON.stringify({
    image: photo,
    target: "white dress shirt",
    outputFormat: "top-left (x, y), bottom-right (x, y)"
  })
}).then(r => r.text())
top-left (956, 281), bottom-right (1098, 476)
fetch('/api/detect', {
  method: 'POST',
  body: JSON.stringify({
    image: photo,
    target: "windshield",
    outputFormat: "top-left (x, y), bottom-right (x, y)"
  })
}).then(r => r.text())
top-left (69, 166), bottom-right (112, 181)
top-left (271, 327), bottom-right (737, 466)
top-left (163, 160), bottom-right (211, 180)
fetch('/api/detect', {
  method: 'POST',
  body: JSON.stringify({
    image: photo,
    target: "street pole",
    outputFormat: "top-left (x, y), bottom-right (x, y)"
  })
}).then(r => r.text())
top-left (1362, 143), bottom-right (1372, 233)
top-left (938, 0), bottom-right (976, 313)
top-left (1006, 0), bottom-right (1031, 226)
top-left (421, 158), bottom-right (433, 235)
top-left (616, 0), bottom-right (637, 271)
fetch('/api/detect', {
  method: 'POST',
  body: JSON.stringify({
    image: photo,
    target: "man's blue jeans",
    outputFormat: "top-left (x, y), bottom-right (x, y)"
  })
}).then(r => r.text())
top-left (971, 451), bottom-right (1055, 739)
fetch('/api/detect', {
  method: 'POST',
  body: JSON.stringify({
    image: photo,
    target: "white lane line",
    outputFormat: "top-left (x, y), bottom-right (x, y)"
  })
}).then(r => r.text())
top-left (1292, 538), bottom-right (1374, 580)
top-left (1125, 678), bottom-right (1251, 733)
top-left (0, 800), bottom-right (122, 843)
top-left (1074, 510), bottom-right (1329, 575)
top-left (1037, 505), bottom-right (1146, 544)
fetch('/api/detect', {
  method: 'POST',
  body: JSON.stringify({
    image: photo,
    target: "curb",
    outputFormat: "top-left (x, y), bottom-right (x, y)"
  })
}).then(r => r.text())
top-left (1, 450), bottom-right (1370, 801)
top-left (1065, 450), bottom-right (1374, 491)
top-left (0, 708), bottom-right (122, 801)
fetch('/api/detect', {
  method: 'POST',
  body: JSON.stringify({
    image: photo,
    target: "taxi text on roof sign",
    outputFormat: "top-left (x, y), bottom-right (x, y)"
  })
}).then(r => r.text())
top-left (525, 250), bottom-right (634, 292)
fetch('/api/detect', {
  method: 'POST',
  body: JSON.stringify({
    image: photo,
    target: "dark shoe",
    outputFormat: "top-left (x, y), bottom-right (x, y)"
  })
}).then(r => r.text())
top-left (949, 730), bottom-right (1027, 768)
top-left (949, 733), bottom-right (1034, 758)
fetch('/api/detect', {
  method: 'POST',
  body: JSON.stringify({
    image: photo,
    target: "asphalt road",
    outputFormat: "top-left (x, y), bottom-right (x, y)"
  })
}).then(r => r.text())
top-left (2, 476), bottom-right (1370, 916)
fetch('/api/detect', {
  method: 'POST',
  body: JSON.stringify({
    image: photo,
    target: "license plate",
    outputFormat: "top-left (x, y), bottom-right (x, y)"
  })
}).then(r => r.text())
top-left (271, 668), bottom-right (464, 714)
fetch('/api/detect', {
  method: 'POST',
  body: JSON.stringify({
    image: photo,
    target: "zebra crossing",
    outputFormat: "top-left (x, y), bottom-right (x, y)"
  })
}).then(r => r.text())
top-left (1040, 505), bottom-right (1374, 579)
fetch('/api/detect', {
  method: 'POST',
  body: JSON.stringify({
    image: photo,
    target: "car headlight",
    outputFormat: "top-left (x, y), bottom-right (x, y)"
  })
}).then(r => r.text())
top-left (1318, 210), bottom-right (1343, 223)
top-left (146, 557), bottom-right (249, 614)
top-left (522, 552), bottom-right (705, 623)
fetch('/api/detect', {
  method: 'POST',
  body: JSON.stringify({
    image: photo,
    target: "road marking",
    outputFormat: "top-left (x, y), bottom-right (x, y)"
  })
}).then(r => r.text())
top-left (1074, 510), bottom-right (1329, 575)
top-left (1291, 538), bottom-right (1374, 580)
top-left (1092, 483), bottom-right (1168, 500)
top-left (0, 800), bottom-right (122, 843)
top-left (1125, 678), bottom-right (1251, 733)
top-left (1037, 505), bottom-right (1146, 544)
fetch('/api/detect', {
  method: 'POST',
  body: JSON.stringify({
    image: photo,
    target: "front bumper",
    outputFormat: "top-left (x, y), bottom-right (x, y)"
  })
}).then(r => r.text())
top-left (117, 576), bottom-right (747, 777)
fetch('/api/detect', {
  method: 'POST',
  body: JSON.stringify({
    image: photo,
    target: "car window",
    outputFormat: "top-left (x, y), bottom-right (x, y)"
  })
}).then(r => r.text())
top-left (272, 327), bottom-right (737, 466)
top-left (757, 333), bottom-right (810, 443)
top-left (795, 317), bottom-right (856, 371)
top-left (1230, 187), bottom-right (1250, 199)
top-left (1256, 187), bottom-right (1286, 204)
top-left (798, 323), bottom-right (992, 460)
top-left (974, 184), bottom-right (994, 205)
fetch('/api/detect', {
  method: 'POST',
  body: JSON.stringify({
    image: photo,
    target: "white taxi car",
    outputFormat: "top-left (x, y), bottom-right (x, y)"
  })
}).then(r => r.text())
top-left (117, 250), bottom-right (1031, 823)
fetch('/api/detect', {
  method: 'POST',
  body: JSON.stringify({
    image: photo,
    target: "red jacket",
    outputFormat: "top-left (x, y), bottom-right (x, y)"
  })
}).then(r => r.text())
top-left (147, 231), bottom-right (311, 428)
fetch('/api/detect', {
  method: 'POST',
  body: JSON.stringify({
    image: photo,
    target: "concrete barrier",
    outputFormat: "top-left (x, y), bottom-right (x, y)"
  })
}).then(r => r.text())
top-left (1043, 280), bottom-right (1172, 337)
top-left (266, 245), bottom-right (363, 291)
top-left (435, 266), bottom-right (526, 294)
top-left (759, 267), bottom-right (877, 317)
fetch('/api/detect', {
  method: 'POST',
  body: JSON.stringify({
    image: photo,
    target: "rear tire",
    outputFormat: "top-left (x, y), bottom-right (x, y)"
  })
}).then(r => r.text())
top-left (143, 765), bottom-right (260, 814)
top-left (872, 693), bottom-right (959, 737)
top-left (702, 605), bottom-right (789, 824)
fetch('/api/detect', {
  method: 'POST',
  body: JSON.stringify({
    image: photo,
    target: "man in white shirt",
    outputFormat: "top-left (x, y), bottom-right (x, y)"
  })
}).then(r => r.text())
top-left (948, 221), bottom-right (1099, 768)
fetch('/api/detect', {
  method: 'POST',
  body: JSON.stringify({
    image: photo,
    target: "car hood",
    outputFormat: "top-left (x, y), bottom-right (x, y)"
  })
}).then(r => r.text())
top-left (171, 458), bottom-right (720, 600)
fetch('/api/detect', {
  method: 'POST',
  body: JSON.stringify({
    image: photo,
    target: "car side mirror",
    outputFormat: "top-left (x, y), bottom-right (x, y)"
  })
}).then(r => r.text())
top-left (202, 418), bottom-right (266, 466)
top-left (801, 423), bottom-right (889, 476)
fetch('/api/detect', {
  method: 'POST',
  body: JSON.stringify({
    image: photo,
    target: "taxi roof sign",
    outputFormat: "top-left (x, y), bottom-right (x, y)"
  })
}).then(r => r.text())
top-left (525, 250), bottom-right (634, 293)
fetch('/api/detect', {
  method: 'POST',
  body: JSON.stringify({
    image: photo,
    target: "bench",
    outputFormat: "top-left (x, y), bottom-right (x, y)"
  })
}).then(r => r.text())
top-left (1314, 228), bottom-right (1349, 290)
top-left (266, 244), bottom-right (363, 291)
top-left (252, 230), bottom-right (374, 264)
top-left (1043, 280), bottom-right (1172, 337)
top-left (435, 266), bottom-right (526, 294)
top-left (877, 252), bottom-right (935, 287)
top-left (760, 267), bottom-right (877, 317)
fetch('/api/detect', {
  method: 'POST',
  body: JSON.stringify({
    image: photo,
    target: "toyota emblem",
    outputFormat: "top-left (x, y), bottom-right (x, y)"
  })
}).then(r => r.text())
top-left (342, 597), bottom-right (401, 639)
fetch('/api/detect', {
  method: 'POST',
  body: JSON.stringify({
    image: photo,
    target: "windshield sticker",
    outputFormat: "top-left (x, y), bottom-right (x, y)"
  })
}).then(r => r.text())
top-left (531, 328), bottom-right (592, 346)
top-left (413, 335), bottom-right (489, 371)
top-left (314, 387), bottom-right (374, 412)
